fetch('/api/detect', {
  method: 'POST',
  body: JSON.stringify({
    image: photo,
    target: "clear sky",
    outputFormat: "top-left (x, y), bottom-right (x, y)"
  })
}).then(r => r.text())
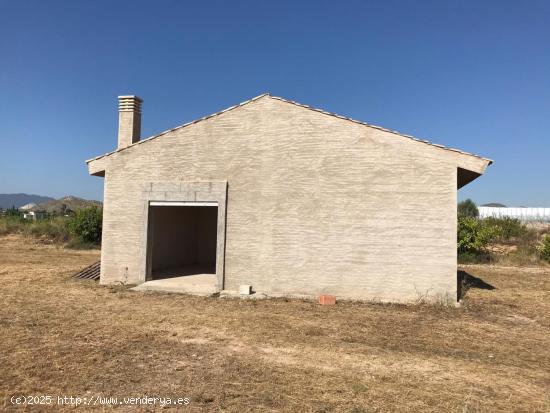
top-left (1, 0), bottom-right (548, 205)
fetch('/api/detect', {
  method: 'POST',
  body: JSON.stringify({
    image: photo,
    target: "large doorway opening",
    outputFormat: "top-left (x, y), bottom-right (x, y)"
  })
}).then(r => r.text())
top-left (148, 204), bottom-right (218, 281)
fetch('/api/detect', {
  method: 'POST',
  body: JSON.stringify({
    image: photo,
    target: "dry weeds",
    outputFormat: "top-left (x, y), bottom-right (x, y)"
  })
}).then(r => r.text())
top-left (1, 234), bottom-right (549, 412)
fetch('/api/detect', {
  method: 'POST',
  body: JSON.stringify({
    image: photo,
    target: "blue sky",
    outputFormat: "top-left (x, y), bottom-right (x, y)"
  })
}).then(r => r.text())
top-left (1, 0), bottom-right (548, 205)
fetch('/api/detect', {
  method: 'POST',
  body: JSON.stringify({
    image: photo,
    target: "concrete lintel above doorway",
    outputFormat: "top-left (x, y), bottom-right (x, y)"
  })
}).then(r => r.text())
top-left (149, 201), bottom-right (218, 207)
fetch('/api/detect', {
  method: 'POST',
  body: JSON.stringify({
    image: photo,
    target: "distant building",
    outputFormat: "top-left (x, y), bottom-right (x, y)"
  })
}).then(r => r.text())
top-left (22, 211), bottom-right (47, 220)
top-left (479, 207), bottom-right (550, 222)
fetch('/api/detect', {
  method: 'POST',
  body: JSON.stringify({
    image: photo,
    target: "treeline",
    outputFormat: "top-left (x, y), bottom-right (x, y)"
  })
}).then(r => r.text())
top-left (2, 200), bottom-right (549, 262)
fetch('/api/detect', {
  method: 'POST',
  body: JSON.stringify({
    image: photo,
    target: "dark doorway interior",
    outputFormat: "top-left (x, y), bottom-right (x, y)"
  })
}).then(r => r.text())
top-left (149, 205), bottom-right (217, 280)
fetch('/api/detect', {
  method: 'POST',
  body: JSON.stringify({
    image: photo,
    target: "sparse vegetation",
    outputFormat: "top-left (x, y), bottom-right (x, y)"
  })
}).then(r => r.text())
top-left (0, 206), bottom-right (102, 248)
top-left (457, 200), bottom-right (549, 265)
top-left (0, 215), bottom-right (71, 242)
top-left (484, 216), bottom-right (531, 241)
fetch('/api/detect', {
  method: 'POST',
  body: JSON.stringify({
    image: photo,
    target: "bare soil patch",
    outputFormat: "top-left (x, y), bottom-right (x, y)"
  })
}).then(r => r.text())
top-left (1, 235), bottom-right (549, 412)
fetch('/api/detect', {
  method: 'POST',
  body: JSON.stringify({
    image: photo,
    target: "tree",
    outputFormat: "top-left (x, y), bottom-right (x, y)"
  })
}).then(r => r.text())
top-left (68, 206), bottom-right (103, 243)
top-left (458, 199), bottom-right (479, 218)
top-left (6, 206), bottom-right (21, 217)
top-left (457, 217), bottom-right (499, 254)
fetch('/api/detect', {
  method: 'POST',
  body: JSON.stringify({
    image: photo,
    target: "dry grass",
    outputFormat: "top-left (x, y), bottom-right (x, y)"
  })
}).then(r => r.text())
top-left (0, 216), bottom-right (72, 243)
top-left (1, 234), bottom-right (549, 412)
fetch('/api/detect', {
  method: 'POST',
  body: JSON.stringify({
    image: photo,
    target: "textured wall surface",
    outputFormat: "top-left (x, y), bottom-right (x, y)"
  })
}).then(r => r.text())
top-left (92, 96), bottom-right (486, 302)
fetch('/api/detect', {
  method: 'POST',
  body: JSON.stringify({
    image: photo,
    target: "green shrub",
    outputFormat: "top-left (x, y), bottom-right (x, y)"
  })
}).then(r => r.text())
top-left (458, 199), bottom-right (479, 218)
top-left (483, 217), bottom-right (529, 241)
top-left (457, 217), bottom-right (499, 254)
top-left (68, 206), bottom-right (102, 244)
top-left (539, 235), bottom-right (550, 263)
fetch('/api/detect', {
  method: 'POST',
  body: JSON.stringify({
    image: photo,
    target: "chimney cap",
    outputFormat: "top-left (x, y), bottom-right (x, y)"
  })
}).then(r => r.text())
top-left (118, 95), bottom-right (143, 113)
top-left (118, 95), bottom-right (143, 102)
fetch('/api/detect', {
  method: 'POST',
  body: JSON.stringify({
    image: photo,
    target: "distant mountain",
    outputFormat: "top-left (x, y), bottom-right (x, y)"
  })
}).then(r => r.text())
top-left (33, 196), bottom-right (102, 214)
top-left (481, 203), bottom-right (507, 208)
top-left (0, 193), bottom-right (54, 209)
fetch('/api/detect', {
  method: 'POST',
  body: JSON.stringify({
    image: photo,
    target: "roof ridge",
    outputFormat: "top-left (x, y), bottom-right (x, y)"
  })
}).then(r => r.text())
top-left (268, 95), bottom-right (492, 164)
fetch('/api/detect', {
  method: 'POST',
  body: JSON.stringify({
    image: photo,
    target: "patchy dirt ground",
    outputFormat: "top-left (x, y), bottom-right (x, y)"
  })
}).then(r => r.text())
top-left (0, 235), bottom-right (549, 412)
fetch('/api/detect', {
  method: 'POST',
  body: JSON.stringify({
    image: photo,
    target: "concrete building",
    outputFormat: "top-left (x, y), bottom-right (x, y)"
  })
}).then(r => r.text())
top-left (87, 94), bottom-right (491, 302)
top-left (22, 210), bottom-right (47, 220)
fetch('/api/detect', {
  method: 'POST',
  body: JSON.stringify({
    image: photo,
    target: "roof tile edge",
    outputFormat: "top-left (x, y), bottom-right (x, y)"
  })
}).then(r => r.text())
top-left (85, 93), bottom-right (270, 163)
top-left (269, 95), bottom-right (493, 165)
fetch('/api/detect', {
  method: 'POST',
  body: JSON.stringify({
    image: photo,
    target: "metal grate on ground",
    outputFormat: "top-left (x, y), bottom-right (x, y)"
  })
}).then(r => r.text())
top-left (72, 261), bottom-right (100, 281)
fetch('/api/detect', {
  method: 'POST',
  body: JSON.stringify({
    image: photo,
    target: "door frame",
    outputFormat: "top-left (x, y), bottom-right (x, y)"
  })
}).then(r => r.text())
top-left (139, 181), bottom-right (228, 291)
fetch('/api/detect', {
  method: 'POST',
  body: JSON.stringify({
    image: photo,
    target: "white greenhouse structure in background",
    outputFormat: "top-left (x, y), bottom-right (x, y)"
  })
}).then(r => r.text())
top-left (478, 207), bottom-right (550, 222)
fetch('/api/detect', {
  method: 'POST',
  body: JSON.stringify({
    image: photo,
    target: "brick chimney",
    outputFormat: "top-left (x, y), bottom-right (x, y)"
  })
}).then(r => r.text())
top-left (117, 95), bottom-right (142, 149)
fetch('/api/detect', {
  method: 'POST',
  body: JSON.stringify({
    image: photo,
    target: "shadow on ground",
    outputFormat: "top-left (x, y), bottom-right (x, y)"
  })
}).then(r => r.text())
top-left (458, 270), bottom-right (495, 300)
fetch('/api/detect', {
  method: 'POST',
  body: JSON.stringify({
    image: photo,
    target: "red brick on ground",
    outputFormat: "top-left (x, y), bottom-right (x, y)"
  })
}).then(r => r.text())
top-left (319, 294), bottom-right (336, 305)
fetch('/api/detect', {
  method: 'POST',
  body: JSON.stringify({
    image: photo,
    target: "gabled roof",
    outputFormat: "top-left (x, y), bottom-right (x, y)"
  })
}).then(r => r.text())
top-left (87, 93), bottom-right (493, 166)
